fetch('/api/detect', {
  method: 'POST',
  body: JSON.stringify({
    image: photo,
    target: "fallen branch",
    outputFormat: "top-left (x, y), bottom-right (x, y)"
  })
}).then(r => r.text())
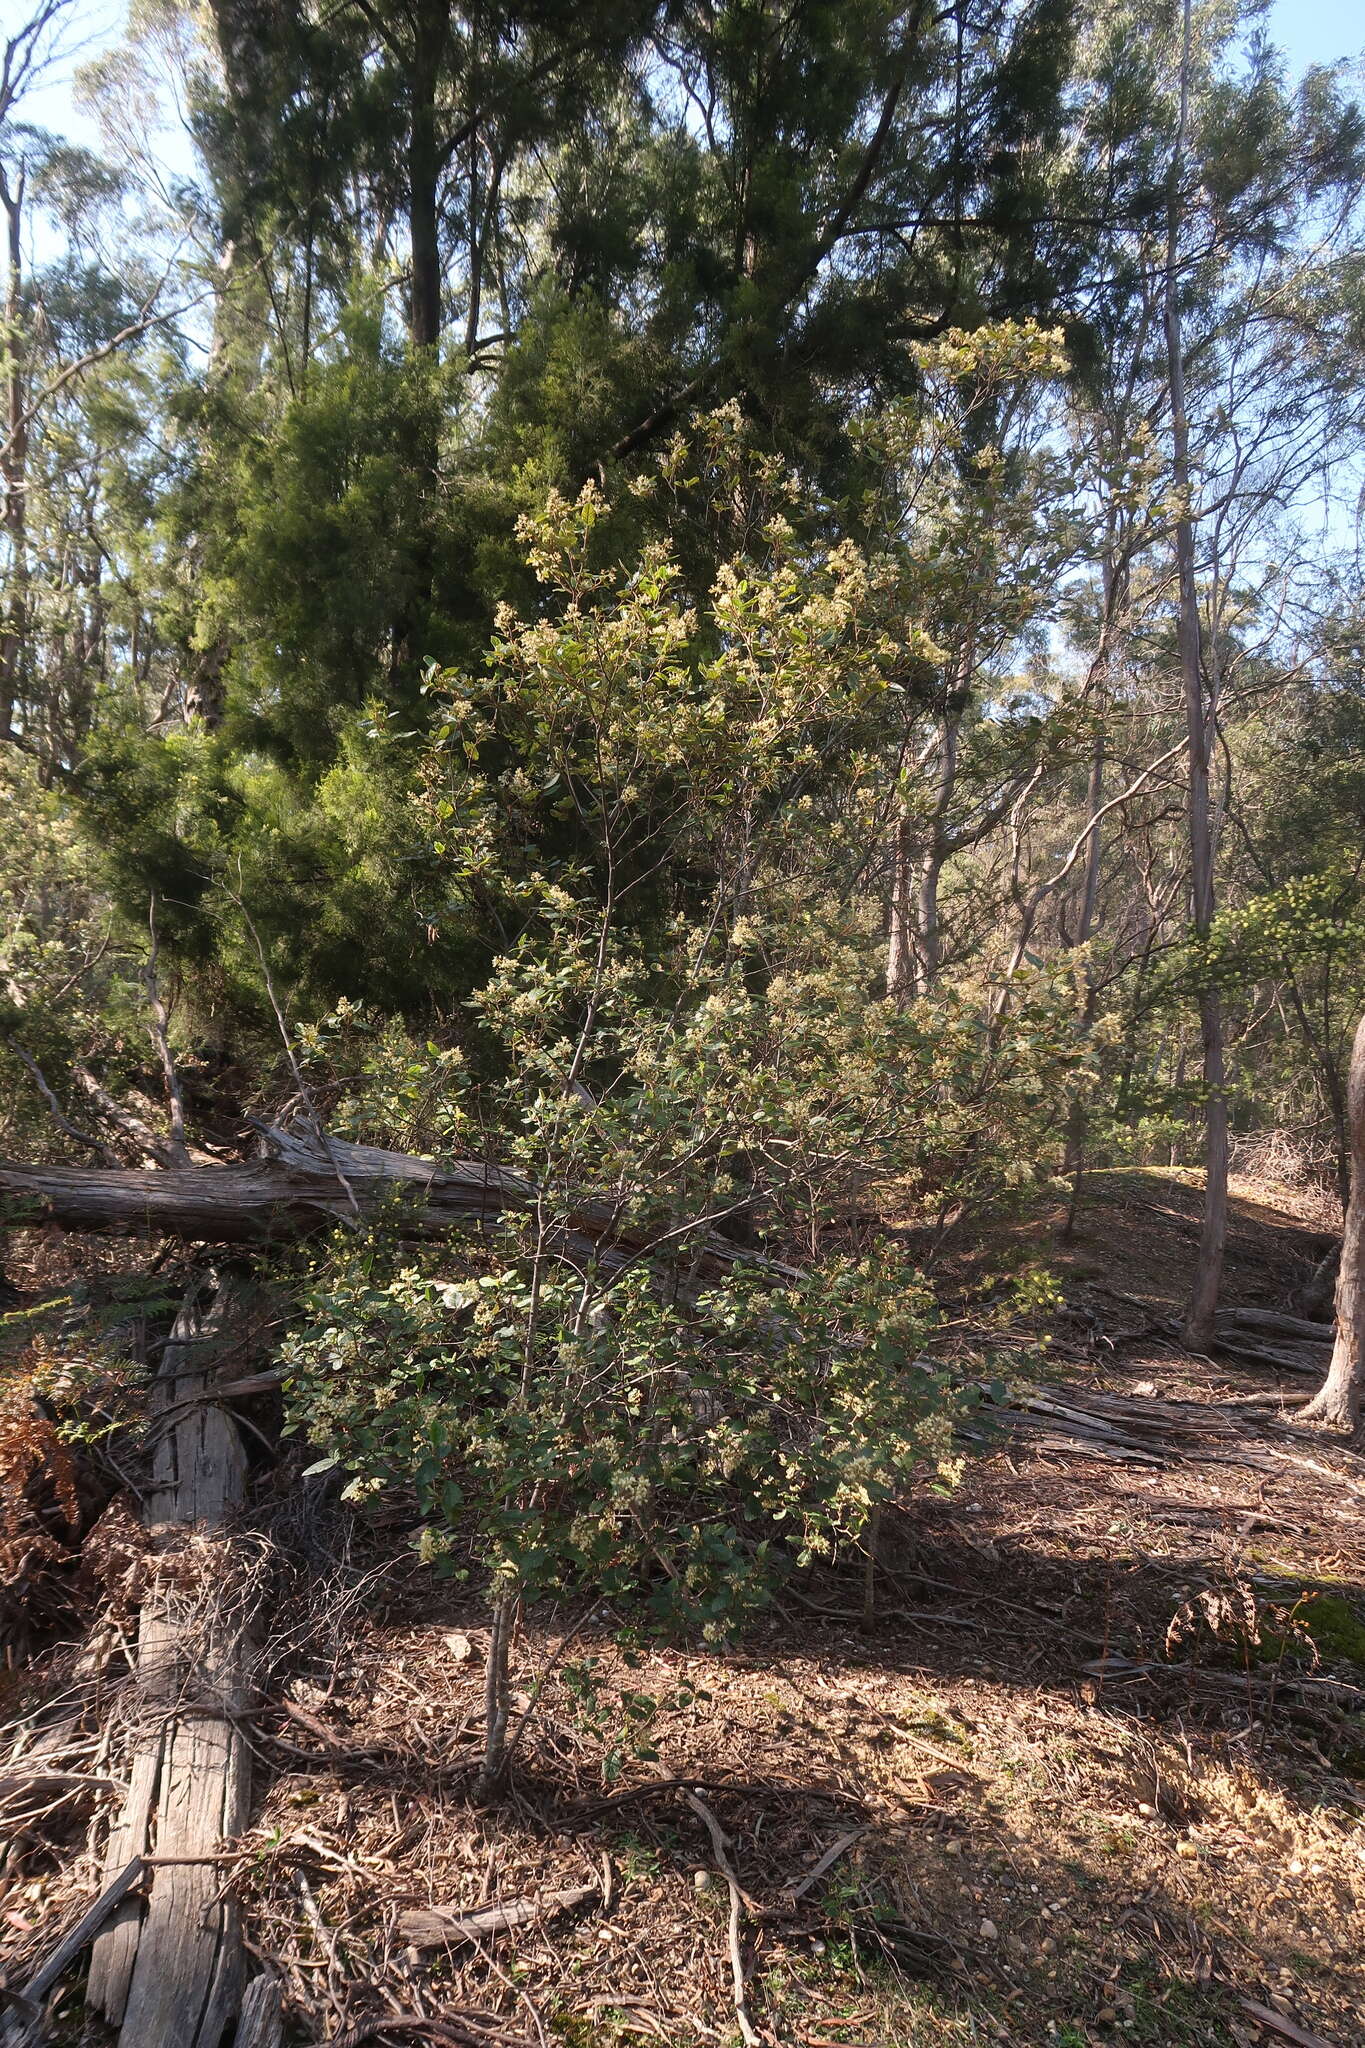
top-left (397, 1885), bottom-right (598, 1951)
top-left (1238, 1996), bottom-right (1341, 2048)
top-left (333, 2015), bottom-right (535, 2048)
top-left (684, 1792), bottom-right (759, 2048)
top-left (786, 1825), bottom-right (869, 1904)
top-left (0, 1767), bottom-right (121, 1800)
top-left (573, 1772), bottom-right (857, 1818)
top-left (1082, 1655), bottom-right (1364, 1701)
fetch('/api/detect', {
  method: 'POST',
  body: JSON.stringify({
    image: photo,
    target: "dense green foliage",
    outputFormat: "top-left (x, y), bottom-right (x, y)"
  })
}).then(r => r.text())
top-left (4, 0), bottom-right (1365, 1765)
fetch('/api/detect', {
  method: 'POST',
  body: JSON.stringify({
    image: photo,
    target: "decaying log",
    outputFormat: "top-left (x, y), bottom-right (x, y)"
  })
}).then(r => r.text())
top-left (0, 1132), bottom-right (517, 1242)
top-left (1216, 1306), bottom-right (1332, 1342)
top-left (1150, 1305), bottom-right (1335, 1378)
top-left (1207, 1335), bottom-right (1329, 1377)
top-left (995, 1382), bottom-right (1312, 1473)
top-left (0, 1124), bottom-right (761, 1288)
top-left (86, 1275), bottom-right (254, 2048)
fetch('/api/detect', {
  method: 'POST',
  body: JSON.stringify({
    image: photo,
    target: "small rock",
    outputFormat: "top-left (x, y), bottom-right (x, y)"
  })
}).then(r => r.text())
top-left (1097, 2008), bottom-right (1117, 2024)
top-left (1176, 1839), bottom-right (1198, 1858)
top-left (1040, 1936), bottom-right (1057, 1954)
top-left (1137, 1802), bottom-right (1156, 1818)
top-left (979, 1918), bottom-right (999, 1940)
top-left (443, 1632), bottom-right (473, 1662)
top-left (944, 1838), bottom-right (963, 1855)
top-left (693, 1869), bottom-right (713, 1892)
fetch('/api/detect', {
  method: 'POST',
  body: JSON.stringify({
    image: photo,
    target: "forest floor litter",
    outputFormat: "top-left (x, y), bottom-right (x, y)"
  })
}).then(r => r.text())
top-left (2, 1167), bottom-right (1363, 2046)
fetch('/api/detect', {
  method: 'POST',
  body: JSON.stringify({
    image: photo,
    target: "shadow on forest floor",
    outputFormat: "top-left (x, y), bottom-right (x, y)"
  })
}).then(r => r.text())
top-left (2, 1168), bottom-right (1363, 2046)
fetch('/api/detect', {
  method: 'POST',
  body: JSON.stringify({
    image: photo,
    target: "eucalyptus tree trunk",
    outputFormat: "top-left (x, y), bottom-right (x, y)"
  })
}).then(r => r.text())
top-left (1164, 0), bottom-right (1227, 1351)
top-left (1302, 1011), bottom-right (1365, 1434)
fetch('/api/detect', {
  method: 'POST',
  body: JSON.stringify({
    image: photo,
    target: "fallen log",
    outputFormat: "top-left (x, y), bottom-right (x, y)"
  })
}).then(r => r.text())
top-left (1209, 1337), bottom-right (1330, 1377)
top-left (1215, 1306), bottom-right (1333, 1342)
top-left (1150, 1308), bottom-right (1333, 1377)
top-left (0, 1124), bottom-right (764, 1289)
top-left (995, 1383), bottom-right (1306, 1473)
top-left (0, 1131), bottom-right (529, 1243)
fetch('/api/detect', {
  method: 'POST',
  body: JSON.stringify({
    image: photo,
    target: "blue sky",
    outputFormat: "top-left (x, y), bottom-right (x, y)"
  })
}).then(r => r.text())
top-left (1268, 0), bottom-right (1364, 73)
top-left (12, 1), bottom-right (126, 160)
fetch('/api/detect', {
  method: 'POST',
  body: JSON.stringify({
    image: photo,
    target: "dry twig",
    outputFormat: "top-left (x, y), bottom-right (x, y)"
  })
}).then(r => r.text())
top-left (683, 1792), bottom-right (760, 2047)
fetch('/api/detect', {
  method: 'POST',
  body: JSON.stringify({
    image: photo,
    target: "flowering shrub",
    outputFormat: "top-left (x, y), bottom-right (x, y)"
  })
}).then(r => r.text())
top-left (283, 457), bottom-right (1073, 1796)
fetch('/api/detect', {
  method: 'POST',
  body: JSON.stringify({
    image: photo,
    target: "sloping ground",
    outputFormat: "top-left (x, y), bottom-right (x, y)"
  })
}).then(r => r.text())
top-left (2, 1170), bottom-right (1363, 2047)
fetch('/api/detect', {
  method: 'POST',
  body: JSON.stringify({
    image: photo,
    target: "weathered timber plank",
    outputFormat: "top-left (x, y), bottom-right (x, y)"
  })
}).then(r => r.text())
top-left (86, 1278), bottom-right (255, 2048)
top-left (0, 1860), bottom-right (147, 2047)
top-left (231, 1975), bottom-right (284, 2048)
top-left (83, 1740), bottom-right (162, 2019)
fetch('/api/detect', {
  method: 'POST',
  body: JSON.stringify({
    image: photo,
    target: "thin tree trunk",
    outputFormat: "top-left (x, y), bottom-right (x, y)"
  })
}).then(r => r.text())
top-left (465, 150), bottom-right (504, 358)
top-left (885, 811), bottom-right (915, 1003)
top-left (1164, 0), bottom-right (1227, 1350)
top-left (911, 708), bottom-right (960, 995)
top-left (408, 8), bottom-right (443, 349)
top-left (1302, 1011), bottom-right (1365, 1434)
top-left (1060, 718), bottom-right (1107, 1239)
top-left (0, 162), bottom-right (28, 746)
top-left (475, 1593), bottom-right (515, 1803)
top-left (915, 841), bottom-right (945, 989)
top-left (1273, 974), bottom-right (1350, 1212)
top-left (191, 11), bottom-right (275, 730)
